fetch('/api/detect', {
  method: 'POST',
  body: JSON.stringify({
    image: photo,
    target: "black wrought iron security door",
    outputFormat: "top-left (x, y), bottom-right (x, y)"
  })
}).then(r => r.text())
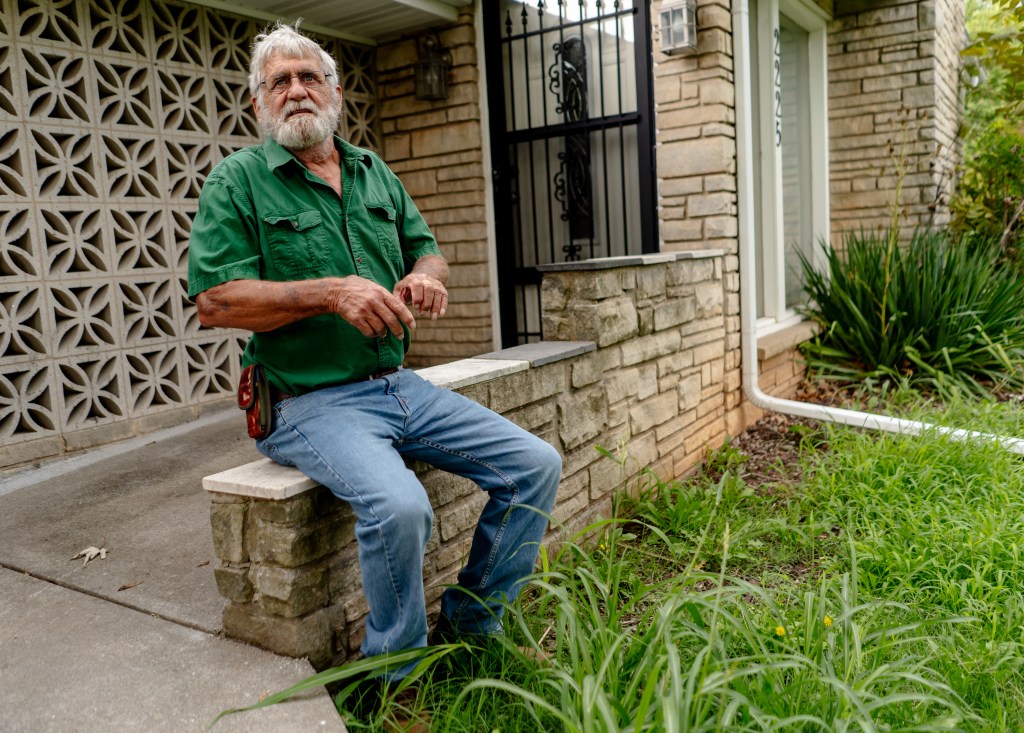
top-left (483, 0), bottom-right (657, 345)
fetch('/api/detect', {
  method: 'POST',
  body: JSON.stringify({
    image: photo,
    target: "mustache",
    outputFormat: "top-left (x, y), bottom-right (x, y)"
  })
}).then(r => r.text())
top-left (282, 101), bottom-right (319, 116)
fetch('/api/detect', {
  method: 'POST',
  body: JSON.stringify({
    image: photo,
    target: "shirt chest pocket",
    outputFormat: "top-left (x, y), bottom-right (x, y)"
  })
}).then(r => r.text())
top-left (365, 202), bottom-right (402, 265)
top-left (262, 210), bottom-right (329, 276)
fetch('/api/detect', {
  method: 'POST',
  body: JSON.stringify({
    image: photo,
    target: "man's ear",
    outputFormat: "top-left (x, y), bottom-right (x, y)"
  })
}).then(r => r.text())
top-left (251, 95), bottom-right (263, 123)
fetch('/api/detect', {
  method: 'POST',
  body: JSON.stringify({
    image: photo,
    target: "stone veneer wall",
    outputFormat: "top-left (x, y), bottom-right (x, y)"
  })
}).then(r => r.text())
top-left (651, 0), bottom-right (748, 437)
top-left (828, 0), bottom-right (964, 240)
top-left (375, 9), bottom-right (496, 366)
top-left (207, 253), bottom-right (730, 667)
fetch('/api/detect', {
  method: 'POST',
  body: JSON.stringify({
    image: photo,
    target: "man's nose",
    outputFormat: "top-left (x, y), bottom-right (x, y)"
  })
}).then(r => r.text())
top-left (284, 77), bottom-right (309, 99)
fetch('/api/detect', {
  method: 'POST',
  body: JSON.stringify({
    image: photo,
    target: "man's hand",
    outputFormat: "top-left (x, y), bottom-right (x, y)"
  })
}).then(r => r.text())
top-left (394, 271), bottom-right (448, 320)
top-left (329, 276), bottom-right (416, 338)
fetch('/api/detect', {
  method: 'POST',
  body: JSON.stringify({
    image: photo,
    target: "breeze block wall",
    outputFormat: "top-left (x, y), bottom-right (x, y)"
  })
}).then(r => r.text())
top-left (0, 0), bottom-right (381, 469)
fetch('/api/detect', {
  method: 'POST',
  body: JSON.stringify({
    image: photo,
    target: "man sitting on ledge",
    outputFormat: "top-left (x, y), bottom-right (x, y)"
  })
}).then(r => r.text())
top-left (187, 19), bottom-right (561, 692)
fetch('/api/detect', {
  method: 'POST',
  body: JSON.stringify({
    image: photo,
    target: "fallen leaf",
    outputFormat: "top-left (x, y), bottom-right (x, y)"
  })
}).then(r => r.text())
top-left (71, 546), bottom-right (107, 566)
top-left (117, 580), bottom-right (143, 592)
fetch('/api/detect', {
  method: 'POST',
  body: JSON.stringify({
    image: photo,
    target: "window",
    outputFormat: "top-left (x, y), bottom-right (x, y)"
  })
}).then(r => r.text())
top-left (748, 0), bottom-right (829, 326)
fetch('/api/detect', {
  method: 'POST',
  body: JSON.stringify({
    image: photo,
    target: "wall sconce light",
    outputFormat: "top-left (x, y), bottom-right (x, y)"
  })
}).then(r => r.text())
top-left (415, 31), bottom-right (451, 101)
top-left (660, 0), bottom-right (698, 55)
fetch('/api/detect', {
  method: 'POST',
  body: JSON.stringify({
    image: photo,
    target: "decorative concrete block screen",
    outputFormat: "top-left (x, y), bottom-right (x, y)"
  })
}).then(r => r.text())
top-left (0, 0), bottom-right (378, 468)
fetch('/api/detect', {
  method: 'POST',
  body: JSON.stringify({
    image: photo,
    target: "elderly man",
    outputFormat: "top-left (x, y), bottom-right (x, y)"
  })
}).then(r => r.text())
top-left (187, 21), bottom-right (561, 683)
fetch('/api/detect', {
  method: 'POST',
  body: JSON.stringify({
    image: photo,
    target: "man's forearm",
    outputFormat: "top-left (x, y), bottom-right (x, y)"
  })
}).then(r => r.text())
top-left (196, 276), bottom-right (416, 338)
top-left (195, 279), bottom-right (335, 331)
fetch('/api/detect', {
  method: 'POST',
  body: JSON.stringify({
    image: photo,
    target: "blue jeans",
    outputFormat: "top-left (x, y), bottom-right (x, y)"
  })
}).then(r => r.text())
top-left (256, 368), bottom-right (561, 661)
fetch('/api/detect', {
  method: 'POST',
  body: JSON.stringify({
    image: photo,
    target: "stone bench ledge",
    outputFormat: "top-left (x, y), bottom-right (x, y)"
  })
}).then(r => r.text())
top-left (204, 343), bottom-right (596, 500)
top-left (537, 250), bottom-right (725, 272)
top-left (204, 457), bottom-right (314, 500)
top-left (477, 340), bottom-right (595, 367)
top-left (413, 357), bottom-right (529, 390)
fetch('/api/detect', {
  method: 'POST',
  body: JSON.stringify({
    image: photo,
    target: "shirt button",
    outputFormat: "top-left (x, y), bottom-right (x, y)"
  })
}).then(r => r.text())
top-left (357, 257), bottom-right (363, 264)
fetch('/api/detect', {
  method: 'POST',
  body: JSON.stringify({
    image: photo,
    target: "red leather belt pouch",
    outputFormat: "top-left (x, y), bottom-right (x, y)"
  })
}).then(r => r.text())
top-left (237, 364), bottom-right (271, 439)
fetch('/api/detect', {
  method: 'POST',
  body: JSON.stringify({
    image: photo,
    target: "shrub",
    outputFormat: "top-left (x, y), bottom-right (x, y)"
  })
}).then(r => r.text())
top-left (953, 0), bottom-right (1024, 262)
top-left (951, 122), bottom-right (1024, 265)
top-left (798, 228), bottom-right (1024, 396)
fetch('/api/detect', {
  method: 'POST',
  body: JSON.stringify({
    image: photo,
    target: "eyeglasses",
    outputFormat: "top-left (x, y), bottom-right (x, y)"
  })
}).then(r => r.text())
top-left (260, 71), bottom-right (331, 95)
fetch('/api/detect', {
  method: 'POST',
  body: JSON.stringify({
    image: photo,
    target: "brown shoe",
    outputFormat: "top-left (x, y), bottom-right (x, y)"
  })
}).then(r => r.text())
top-left (516, 644), bottom-right (551, 663)
top-left (385, 685), bottom-right (430, 733)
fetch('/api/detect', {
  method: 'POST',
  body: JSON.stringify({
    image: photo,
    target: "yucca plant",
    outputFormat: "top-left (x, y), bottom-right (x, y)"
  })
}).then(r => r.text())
top-left (798, 229), bottom-right (1024, 396)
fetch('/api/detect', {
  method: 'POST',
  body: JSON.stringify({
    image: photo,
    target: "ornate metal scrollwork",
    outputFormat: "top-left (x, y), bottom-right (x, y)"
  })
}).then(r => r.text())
top-left (548, 36), bottom-right (594, 261)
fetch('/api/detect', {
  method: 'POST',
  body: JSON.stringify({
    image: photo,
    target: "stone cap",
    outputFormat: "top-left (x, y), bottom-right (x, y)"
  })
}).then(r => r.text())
top-left (204, 343), bottom-right (597, 499)
top-left (414, 357), bottom-right (530, 390)
top-left (536, 250), bottom-right (725, 272)
top-left (477, 341), bottom-right (595, 367)
top-left (203, 457), bottom-right (316, 500)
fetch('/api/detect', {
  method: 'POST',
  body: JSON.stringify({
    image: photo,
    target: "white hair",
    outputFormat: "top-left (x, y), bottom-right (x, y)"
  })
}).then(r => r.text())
top-left (248, 20), bottom-right (338, 98)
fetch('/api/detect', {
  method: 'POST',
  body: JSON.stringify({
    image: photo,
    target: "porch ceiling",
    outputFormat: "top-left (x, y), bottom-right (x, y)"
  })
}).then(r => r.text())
top-left (205, 0), bottom-right (473, 45)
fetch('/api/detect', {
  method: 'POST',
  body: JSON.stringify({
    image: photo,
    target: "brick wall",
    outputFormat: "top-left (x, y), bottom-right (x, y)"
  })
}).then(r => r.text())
top-left (376, 9), bottom-right (496, 366)
top-left (931, 0), bottom-right (965, 224)
top-left (828, 0), bottom-right (964, 240)
top-left (651, 0), bottom-right (746, 448)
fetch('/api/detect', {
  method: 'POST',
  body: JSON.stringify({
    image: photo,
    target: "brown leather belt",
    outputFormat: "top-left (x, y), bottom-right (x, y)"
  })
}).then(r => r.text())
top-left (270, 367), bottom-right (400, 403)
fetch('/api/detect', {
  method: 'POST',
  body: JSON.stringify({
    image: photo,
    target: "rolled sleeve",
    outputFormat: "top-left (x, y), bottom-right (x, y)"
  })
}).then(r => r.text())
top-left (187, 173), bottom-right (261, 298)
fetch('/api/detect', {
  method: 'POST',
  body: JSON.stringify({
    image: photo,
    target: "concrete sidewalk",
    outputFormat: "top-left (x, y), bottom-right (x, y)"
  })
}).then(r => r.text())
top-left (0, 405), bottom-right (346, 733)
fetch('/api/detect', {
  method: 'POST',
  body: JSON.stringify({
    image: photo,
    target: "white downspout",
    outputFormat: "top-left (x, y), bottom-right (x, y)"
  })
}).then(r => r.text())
top-left (730, 0), bottom-right (1024, 456)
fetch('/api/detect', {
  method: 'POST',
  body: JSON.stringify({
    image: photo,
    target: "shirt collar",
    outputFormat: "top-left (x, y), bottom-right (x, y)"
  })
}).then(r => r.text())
top-left (263, 136), bottom-right (373, 171)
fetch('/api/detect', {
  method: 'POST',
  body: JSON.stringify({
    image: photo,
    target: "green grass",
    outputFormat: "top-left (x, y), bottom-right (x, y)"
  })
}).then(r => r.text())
top-left (217, 399), bottom-right (1024, 732)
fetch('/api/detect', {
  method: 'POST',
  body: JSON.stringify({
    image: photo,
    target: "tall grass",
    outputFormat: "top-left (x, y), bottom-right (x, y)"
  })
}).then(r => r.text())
top-left (798, 229), bottom-right (1024, 396)
top-left (217, 402), bottom-right (1024, 732)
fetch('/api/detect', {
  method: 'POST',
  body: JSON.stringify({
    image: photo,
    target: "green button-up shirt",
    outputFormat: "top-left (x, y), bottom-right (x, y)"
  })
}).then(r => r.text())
top-left (187, 136), bottom-right (441, 395)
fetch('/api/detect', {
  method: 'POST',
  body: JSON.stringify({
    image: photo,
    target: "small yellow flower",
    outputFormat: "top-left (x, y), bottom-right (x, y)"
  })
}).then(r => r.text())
top-left (824, 615), bottom-right (833, 627)
top-left (775, 625), bottom-right (786, 637)
top-left (598, 543), bottom-right (606, 551)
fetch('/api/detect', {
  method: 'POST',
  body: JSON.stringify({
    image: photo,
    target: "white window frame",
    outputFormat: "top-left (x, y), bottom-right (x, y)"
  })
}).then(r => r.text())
top-left (753, 0), bottom-right (830, 330)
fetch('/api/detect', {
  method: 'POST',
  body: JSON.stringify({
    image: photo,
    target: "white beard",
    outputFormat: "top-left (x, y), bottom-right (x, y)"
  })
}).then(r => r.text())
top-left (262, 98), bottom-right (341, 151)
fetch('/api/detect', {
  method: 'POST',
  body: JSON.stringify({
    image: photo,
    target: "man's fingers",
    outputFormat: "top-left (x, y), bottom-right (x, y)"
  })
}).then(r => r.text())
top-left (426, 287), bottom-right (448, 319)
top-left (394, 275), bottom-right (448, 319)
top-left (400, 277), bottom-right (448, 319)
top-left (386, 292), bottom-right (416, 328)
top-left (334, 277), bottom-right (414, 337)
top-left (358, 316), bottom-right (384, 338)
top-left (417, 287), bottom-right (445, 319)
top-left (377, 292), bottom-right (415, 336)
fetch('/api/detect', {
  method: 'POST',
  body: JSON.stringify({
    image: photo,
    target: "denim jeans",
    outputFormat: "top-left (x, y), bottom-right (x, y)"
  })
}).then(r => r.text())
top-left (256, 368), bottom-right (561, 661)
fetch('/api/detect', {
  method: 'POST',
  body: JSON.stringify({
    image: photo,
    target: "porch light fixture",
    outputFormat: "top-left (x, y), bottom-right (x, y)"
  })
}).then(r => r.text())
top-left (415, 31), bottom-right (451, 101)
top-left (660, 0), bottom-right (698, 55)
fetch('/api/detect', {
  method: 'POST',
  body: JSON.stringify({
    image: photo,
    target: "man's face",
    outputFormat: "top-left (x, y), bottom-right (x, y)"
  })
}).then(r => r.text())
top-left (252, 53), bottom-right (342, 151)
